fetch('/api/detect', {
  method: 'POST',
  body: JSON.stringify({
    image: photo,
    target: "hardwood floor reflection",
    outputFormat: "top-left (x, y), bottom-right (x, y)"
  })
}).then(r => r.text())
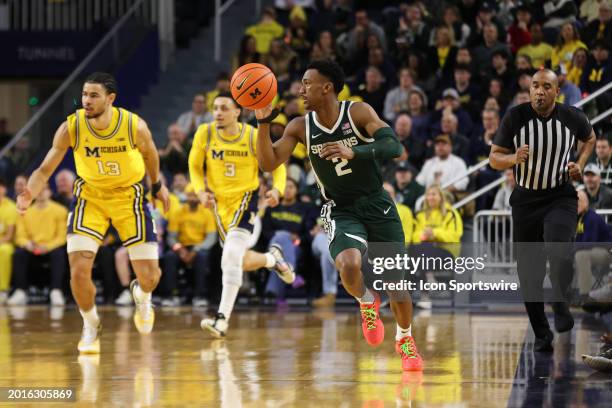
top-left (0, 306), bottom-right (609, 407)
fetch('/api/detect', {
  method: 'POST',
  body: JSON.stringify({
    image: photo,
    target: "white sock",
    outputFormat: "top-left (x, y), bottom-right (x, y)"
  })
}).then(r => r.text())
top-left (396, 324), bottom-right (412, 341)
top-left (218, 284), bottom-right (240, 320)
top-left (264, 253), bottom-right (276, 268)
top-left (356, 288), bottom-right (375, 304)
top-left (80, 306), bottom-right (100, 328)
top-left (134, 285), bottom-right (151, 302)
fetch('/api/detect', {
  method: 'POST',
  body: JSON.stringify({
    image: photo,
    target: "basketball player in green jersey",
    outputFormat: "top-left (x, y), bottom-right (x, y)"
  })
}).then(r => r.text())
top-left (254, 60), bottom-right (423, 371)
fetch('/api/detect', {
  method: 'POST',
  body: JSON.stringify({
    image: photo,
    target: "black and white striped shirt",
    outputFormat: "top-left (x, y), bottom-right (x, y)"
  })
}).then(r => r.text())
top-left (493, 103), bottom-right (592, 190)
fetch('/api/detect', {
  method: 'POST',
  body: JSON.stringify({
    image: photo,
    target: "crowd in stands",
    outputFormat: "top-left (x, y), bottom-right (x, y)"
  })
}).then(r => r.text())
top-left (0, 0), bottom-right (611, 310)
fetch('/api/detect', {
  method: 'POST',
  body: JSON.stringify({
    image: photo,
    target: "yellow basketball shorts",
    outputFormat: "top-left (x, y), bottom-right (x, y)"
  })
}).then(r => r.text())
top-left (212, 189), bottom-right (258, 242)
top-left (67, 179), bottom-right (156, 246)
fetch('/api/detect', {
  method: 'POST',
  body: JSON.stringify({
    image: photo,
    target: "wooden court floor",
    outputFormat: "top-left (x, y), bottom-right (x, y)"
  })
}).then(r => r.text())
top-left (0, 305), bottom-right (609, 407)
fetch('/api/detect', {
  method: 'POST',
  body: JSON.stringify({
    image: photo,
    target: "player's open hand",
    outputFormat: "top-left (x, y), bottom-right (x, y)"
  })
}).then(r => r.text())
top-left (198, 190), bottom-right (215, 208)
top-left (515, 144), bottom-right (529, 164)
top-left (16, 187), bottom-right (33, 215)
top-left (320, 142), bottom-right (355, 160)
top-left (155, 184), bottom-right (170, 213)
top-left (254, 104), bottom-right (273, 120)
top-left (567, 162), bottom-right (582, 181)
top-left (265, 188), bottom-right (281, 207)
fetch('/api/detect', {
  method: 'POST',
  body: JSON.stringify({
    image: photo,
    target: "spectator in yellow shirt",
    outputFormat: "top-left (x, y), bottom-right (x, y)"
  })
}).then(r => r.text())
top-left (551, 22), bottom-right (588, 69)
top-left (160, 185), bottom-right (217, 307)
top-left (383, 182), bottom-right (414, 246)
top-left (0, 178), bottom-right (17, 304)
top-left (8, 184), bottom-right (67, 306)
top-left (245, 7), bottom-right (285, 54)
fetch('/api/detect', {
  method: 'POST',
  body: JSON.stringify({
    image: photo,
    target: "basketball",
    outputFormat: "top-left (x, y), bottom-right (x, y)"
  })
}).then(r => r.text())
top-left (230, 63), bottom-right (277, 110)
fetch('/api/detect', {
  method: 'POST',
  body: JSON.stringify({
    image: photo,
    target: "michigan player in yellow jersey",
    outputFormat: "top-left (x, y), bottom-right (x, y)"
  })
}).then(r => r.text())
top-left (188, 92), bottom-right (295, 338)
top-left (16, 72), bottom-right (170, 354)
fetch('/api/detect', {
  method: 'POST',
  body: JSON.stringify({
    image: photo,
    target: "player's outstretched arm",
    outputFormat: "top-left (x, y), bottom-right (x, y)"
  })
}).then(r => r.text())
top-left (17, 122), bottom-right (70, 214)
top-left (254, 106), bottom-right (302, 172)
top-left (348, 102), bottom-right (403, 160)
top-left (136, 119), bottom-right (169, 212)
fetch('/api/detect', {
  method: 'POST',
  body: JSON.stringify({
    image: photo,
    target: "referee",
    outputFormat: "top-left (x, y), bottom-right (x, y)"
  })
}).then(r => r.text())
top-left (489, 69), bottom-right (596, 352)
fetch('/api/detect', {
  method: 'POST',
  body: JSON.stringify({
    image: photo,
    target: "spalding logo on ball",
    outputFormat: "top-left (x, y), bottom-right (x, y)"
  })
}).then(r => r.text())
top-left (230, 63), bottom-right (278, 110)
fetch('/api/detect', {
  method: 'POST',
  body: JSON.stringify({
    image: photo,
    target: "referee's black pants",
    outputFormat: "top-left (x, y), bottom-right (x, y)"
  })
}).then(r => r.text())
top-left (511, 184), bottom-right (577, 338)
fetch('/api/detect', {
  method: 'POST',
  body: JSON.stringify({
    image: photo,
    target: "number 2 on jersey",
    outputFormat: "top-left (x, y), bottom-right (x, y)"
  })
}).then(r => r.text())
top-left (333, 158), bottom-right (352, 176)
top-left (96, 160), bottom-right (121, 176)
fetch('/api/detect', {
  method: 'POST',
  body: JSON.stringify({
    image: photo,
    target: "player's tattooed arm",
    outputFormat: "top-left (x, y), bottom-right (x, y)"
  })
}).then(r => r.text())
top-left (136, 119), bottom-right (170, 212)
top-left (254, 106), bottom-right (303, 171)
top-left (17, 122), bottom-right (70, 214)
top-left (348, 102), bottom-right (403, 160)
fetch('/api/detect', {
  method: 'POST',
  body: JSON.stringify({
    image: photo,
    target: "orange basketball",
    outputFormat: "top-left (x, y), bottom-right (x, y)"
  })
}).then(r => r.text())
top-left (230, 63), bottom-right (277, 110)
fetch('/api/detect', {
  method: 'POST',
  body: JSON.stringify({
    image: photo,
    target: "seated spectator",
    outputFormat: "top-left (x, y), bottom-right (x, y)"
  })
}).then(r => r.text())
top-left (507, 3), bottom-right (533, 54)
top-left (172, 173), bottom-right (189, 204)
top-left (555, 64), bottom-right (582, 106)
top-left (383, 182), bottom-right (414, 245)
top-left (393, 161), bottom-right (424, 211)
top-left (310, 30), bottom-right (337, 62)
top-left (416, 135), bottom-right (469, 192)
top-left (580, 40), bottom-right (612, 114)
top-left (311, 221), bottom-right (338, 308)
top-left (426, 25), bottom-right (458, 82)
top-left (285, 6), bottom-right (312, 67)
top-left (353, 47), bottom-right (397, 90)
top-left (346, 9), bottom-right (386, 65)
top-left (177, 94), bottom-right (212, 137)
top-left (484, 78), bottom-right (510, 113)
top-left (574, 189), bottom-right (612, 304)
top-left (354, 66), bottom-right (387, 115)
top-left (471, 108), bottom-right (500, 163)
top-left (429, 88), bottom-right (474, 138)
top-left (566, 46), bottom-right (589, 86)
top-left (0, 178), bottom-right (16, 304)
top-left (440, 4), bottom-right (471, 48)
top-left (542, 0), bottom-right (578, 36)
top-left (551, 22), bottom-right (588, 70)
top-left (515, 54), bottom-right (533, 71)
top-left (232, 35), bottom-right (261, 72)
top-left (8, 185), bottom-right (67, 306)
top-left (449, 64), bottom-right (481, 120)
top-left (262, 39), bottom-right (299, 91)
top-left (593, 137), bottom-right (612, 187)
top-left (580, 0), bottom-right (607, 23)
top-left (52, 169), bottom-right (75, 209)
top-left (581, 1), bottom-right (612, 48)
top-left (438, 112), bottom-right (471, 163)
top-left (384, 68), bottom-right (421, 122)
top-left (407, 89), bottom-right (430, 141)
top-left (508, 89), bottom-right (531, 109)
top-left (261, 178), bottom-right (313, 306)
top-left (161, 185), bottom-right (217, 307)
top-left (159, 124), bottom-right (191, 176)
top-left (204, 73), bottom-right (230, 113)
top-left (454, 46), bottom-right (475, 73)
top-left (583, 163), bottom-right (612, 209)
top-left (467, 2), bottom-right (505, 49)
top-left (472, 23), bottom-right (511, 79)
top-left (490, 49), bottom-right (515, 88)
top-left (395, 114), bottom-right (425, 169)
top-left (245, 7), bottom-right (284, 54)
top-left (393, 2), bottom-right (430, 54)
top-left (12, 174), bottom-right (27, 200)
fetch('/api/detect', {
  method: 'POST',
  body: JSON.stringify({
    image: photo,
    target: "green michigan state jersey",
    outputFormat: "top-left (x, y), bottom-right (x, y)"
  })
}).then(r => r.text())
top-left (306, 101), bottom-right (383, 204)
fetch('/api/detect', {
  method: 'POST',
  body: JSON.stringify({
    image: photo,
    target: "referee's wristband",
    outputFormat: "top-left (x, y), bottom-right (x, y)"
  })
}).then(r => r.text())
top-left (257, 109), bottom-right (279, 124)
top-left (151, 180), bottom-right (162, 196)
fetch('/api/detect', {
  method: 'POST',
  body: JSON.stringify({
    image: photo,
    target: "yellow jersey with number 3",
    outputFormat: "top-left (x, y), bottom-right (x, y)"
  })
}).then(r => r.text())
top-left (66, 107), bottom-right (145, 189)
top-left (191, 122), bottom-right (260, 197)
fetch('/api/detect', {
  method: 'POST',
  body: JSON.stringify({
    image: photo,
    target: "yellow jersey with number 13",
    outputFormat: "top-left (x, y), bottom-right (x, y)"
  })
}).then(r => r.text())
top-left (66, 107), bottom-right (146, 189)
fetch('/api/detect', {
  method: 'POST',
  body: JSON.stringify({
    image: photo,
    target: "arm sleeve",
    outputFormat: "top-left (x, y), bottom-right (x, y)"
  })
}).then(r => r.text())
top-left (193, 232), bottom-right (218, 251)
top-left (167, 231), bottom-right (178, 247)
top-left (571, 107), bottom-right (593, 142)
top-left (352, 127), bottom-right (403, 160)
top-left (433, 209), bottom-right (463, 242)
top-left (188, 125), bottom-right (207, 193)
top-left (493, 108), bottom-right (517, 150)
top-left (271, 164), bottom-right (287, 195)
